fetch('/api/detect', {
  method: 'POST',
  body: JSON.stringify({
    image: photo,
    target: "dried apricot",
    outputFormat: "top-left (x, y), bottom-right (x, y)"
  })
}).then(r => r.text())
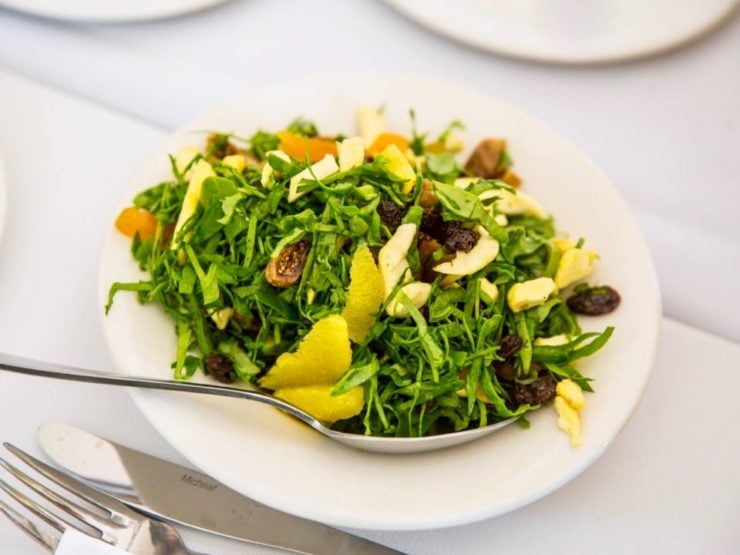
top-left (115, 207), bottom-right (157, 240)
top-left (277, 131), bottom-right (337, 163)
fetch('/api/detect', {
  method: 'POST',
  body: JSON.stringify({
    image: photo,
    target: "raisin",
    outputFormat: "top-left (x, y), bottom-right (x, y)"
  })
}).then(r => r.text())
top-left (205, 352), bottom-right (235, 384)
top-left (499, 335), bottom-right (523, 359)
top-left (494, 360), bottom-right (517, 382)
top-left (440, 222), bottom-right (479, 252)
top-left (510, 374), bottom-right (556, 407)
top-left (417, 232), bottom-right (442, 263)
top-left (420, 210), bottom-right (479, 252)
top-left (377, 200), bottom-right (407, 231)
top-left (567, 285), bottom-right (621, 315)
top-left (420, 208), bottom-right (444, 235)
top-left (265, 240), bottom-right (311, 288)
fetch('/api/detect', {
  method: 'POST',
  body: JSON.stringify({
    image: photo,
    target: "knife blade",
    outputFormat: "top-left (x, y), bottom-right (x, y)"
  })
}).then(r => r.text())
top-left (37, 423), bottom-right (400, 555)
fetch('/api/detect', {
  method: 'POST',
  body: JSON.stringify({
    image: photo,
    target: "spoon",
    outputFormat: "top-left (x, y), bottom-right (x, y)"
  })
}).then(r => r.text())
top-left (0, 353), bottom-right (515, 454)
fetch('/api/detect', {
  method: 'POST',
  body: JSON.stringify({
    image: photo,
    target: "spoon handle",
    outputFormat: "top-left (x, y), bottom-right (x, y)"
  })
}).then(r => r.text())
top-left (0, 352), bottom-right (321, 430)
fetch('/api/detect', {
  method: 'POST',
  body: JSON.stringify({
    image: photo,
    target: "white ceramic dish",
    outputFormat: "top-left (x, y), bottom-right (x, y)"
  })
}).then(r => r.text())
top-left (99, 74), bottom-right (660, 530)
top-left (384, 0), bottom-right (739, 64)
top-left (0, 156), bottom-right (6, 245)
top-left (0, 0), bottom-right (231, 22)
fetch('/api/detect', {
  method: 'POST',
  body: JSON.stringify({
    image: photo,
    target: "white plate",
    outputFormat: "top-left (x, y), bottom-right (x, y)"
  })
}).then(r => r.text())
top-left (99, 75), bottom-right (660, 530)
top-left (0, 0), bottom-right (231, 22)
top-left (0, 156), bottom-right (6, 245)
top-left (384, 0), bottom-right (739, 64)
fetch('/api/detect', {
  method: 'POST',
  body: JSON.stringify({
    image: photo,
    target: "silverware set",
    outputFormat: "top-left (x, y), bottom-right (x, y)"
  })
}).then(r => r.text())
top-left (0, 424), bottom-right (401, 554)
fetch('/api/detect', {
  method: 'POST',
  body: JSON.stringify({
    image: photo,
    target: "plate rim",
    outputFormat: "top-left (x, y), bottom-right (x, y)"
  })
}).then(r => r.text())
top-left (98, 72), bottom-right (662, 530)
top-left (0, 156), bottom-right (6, 245)
top-left (382, 0), bottom-right (740, 64)
top-left (0, 0), bottom-right (231, 23)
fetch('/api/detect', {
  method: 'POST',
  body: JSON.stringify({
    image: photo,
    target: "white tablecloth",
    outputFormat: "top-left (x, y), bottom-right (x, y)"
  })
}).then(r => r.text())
top-left (1, 0), bottom-right (739, 342)
top-left (0, 2), bottom-right (739, 552)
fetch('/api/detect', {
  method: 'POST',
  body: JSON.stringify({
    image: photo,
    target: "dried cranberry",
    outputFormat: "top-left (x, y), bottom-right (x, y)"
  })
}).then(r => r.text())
top-left (567, 286), bottom-right (621, 315)
top-left (377, 200), bottom-right (407, 231)
top-left (510, 374), bottom-right (556, 407)
top-left (205, 352), bottom-right (235, 384)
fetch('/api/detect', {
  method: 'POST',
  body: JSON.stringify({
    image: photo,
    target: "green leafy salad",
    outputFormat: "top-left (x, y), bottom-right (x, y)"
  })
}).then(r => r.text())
top-left (108, 106), bottom-right (620, 444)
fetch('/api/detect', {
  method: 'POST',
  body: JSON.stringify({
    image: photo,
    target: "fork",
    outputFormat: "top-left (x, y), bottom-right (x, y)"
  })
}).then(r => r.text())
top-left (0, 443), bottom-right (203, 554)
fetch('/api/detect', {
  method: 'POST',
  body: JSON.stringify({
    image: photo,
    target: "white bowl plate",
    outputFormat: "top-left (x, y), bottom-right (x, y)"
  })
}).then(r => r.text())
top-left (0, 156), bottom-right (6, 245)
top-left (384, 0), bottom-right (739, 64)
top-left (99, 75), bottom-right (660, 530)
top-left (0, 0), bottom-right (231, 22)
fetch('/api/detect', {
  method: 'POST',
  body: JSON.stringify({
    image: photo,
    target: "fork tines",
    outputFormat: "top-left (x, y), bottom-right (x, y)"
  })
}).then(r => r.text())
top-left (0, 442), bottom-right (139, 552)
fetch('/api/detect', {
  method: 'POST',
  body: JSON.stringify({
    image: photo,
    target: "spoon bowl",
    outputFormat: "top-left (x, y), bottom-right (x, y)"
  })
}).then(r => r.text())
top-left (0, 353), bottom-right (514, 454)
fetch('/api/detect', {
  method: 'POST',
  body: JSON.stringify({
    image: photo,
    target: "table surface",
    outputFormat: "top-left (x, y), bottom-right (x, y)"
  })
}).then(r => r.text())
top-left (0, 2), bottom-right (739, 553)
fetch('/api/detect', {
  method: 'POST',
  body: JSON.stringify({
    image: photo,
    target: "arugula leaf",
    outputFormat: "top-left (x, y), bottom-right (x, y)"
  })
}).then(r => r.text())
top-left (287, 117), bottom-right (319, 137)
top-left (218, 339), bottom-right (260, 380)
top-left (433, 181), bottom-right (508, 242)
top-left (249, 130), bottom-right (279, 159)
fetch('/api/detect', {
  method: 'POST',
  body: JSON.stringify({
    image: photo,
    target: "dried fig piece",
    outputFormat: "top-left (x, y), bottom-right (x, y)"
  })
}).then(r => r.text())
top-left (567, 285), bottom-right (621, 315)
top-left (465, 138), bottom-right (507, 179)
top-left (265, 240), bottom-right (311, 288)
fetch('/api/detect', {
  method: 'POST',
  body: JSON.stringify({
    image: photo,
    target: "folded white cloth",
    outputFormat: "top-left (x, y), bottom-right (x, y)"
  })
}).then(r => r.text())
top-left (55, 529), bottom-right (128, 554)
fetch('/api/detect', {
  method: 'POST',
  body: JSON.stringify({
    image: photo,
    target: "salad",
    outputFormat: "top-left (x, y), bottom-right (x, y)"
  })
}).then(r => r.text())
top-left (108, 107), bottom-right (620, 445)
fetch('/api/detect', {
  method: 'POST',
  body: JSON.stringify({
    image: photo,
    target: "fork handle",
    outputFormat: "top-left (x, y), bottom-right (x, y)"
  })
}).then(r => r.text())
top-left (0, 352), bottom-right (323, 432)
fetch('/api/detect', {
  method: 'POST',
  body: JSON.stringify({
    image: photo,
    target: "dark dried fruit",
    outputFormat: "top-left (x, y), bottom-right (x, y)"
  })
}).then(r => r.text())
top-left (420, 208), bottom-right (444, 235)
top-left (265, 240), bottom-right (311, 288)
top-left (510, 374), bottom-right (556, 407)
top-left (465, 138), bottom-right (507, 179)
top-left (440, 221), bottom-right (479, 252)
top-left (417, 232), bottom-right (442, 268)
top-left (419, 180), bottom-right (439, 209)
top-left (206, 133), bottom-right (239, 160)
top-left (499, 168), bottom-right (521, 188)
top-left (494, 360), bottom-right (517, 382)
top-left (499, 335), bottom-right (523, 359)
top-left (205, 352), bottom-right (235, 384)
top-left (377, 200), bottom-right (407, 231)
top-left (420, 210), bottom-right (479, 253)
top-left (232, 312), bottom-right (262, 337)
top-left (567, 285), bottom-right (621, 315)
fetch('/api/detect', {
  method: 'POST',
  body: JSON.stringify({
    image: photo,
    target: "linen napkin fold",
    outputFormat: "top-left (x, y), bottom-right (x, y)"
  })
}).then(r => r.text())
top-left (55, 529), bottom-right (128, 554)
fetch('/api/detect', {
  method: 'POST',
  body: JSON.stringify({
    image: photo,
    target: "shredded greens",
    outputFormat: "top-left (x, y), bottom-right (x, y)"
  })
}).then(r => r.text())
top-left (108, 111), bottom-right (614, 438)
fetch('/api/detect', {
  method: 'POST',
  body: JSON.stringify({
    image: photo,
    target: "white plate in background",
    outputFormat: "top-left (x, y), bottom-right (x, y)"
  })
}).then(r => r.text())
top-left (0, 156), bottom-right (6, 244)
top-left (99, 74), bottom-right (660, 530)
top-left (384, 0), bottom-right (739, 64)
top-left (0, 0), bottom-right (232, 22)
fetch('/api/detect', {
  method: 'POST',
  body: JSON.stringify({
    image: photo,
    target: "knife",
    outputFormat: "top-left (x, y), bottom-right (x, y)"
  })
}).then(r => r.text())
top-left (37, 423), bottom-right (401, 555)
